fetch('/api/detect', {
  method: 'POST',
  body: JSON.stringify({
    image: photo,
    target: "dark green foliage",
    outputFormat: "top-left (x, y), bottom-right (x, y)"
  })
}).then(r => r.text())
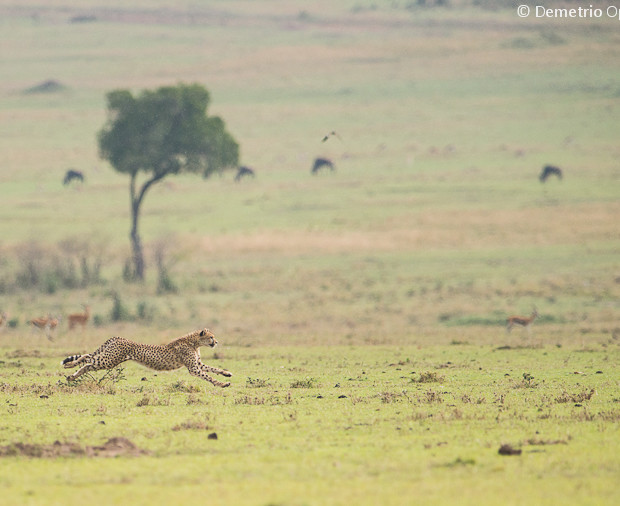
top-left (98, 84), bottom-right (238, 179)
top-left (439, 312), bottom-right (507, 326)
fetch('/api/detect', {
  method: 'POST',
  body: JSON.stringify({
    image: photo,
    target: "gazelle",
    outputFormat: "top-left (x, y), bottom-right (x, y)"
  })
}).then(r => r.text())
top-left (506, 308), bottom-right (538, 333)
top-left (0, 311), bottom-right (7, 331)
top-left (68, 305), bottom-right (90, 330)
top-left (29, 315), bottom-right (59, 341)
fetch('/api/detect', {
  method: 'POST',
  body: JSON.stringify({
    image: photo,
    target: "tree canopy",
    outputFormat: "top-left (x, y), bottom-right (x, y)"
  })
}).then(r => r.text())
top-left (98, 83), bottom-right (239, 280)
top-left (99, 83), bottom-right (239, 179)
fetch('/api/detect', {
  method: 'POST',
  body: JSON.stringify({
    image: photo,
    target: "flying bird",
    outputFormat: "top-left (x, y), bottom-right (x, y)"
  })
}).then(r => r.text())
top-left (321, 131), bottom-right (341, 143)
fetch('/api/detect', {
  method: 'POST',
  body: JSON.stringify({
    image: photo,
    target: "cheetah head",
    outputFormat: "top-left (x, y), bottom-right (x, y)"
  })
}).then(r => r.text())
top-left (199, 329), bottom-right (218, 347)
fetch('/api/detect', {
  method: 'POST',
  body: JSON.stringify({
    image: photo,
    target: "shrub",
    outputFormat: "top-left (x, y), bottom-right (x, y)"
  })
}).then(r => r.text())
top-left (290, 378), bottom-right (317, 388)
top-left (413, 371), bottom-right (445, 383)
top-left (136, 301), bottom-right (157, 321)
top-left (246, 377), bottom-right (271, 388)
top-left (110, 292), bottom-right (132, 322)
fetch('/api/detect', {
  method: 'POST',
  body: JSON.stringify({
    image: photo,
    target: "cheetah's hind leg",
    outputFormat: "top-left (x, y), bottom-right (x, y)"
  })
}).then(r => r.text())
top-left (61, 354), bottom-right (95, 381)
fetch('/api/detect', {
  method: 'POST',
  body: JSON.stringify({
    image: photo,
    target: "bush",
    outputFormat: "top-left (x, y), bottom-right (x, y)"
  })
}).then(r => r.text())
top-left (136, 301), bottom-right (157, 321)
top-left (290, 378), bottom-right (317, 388)
top-left (9, 238), bottom-right (107, 293)
top-left (110, 292), bottom-right (132, 322)
top-left (157, 267), bottom-right (177, 294)
top-left (122, 258), bottom-right (137, 282)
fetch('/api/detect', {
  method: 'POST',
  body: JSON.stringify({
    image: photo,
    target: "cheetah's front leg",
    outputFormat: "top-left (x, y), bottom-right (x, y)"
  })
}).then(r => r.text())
top-left (187, 362), bottom-right (231, 388)
top-left (201, 362), bottom-right (232, 378)
top-left (66, 363), bottom-right (96, 381)
top-left (199, 363), bottom-right (231, 387)
top-left (62, 354), bottom-right (95, 381)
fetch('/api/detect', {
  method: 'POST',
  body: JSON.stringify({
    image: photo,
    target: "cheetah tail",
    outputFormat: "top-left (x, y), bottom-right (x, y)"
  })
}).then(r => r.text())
top-left (61, 354), bottom-right (83, 367)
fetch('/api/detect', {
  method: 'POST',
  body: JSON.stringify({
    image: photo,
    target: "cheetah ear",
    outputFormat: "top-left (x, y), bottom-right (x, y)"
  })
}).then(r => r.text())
top-left (200, 329), bottom-right (206, 336)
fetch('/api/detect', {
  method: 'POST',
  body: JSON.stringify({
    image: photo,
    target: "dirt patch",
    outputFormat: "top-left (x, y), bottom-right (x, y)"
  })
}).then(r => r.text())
top-left (0, 437), bottom-right (149, 458)
top-left (526, 438), bottom-right (568, 446)
top-left (498, 444), bottom-right (522, 456)
top-left (555, 388), bottom-right (596, 404)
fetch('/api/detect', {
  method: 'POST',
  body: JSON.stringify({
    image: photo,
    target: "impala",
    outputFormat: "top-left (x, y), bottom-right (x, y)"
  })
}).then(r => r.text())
top-left (29, 315), bottom-right (59, 341)
top-left (68, 305), bottom-right (90, 330)
top-left (506, 309), bottom-right (538, 333)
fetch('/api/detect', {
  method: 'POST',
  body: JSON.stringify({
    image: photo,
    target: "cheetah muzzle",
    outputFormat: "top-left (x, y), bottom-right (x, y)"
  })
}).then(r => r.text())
top-left (61, 328), bottom-right (232, 388)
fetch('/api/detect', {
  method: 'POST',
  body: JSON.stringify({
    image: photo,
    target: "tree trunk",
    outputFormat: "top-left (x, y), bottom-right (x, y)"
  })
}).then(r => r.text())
top-left (130, 200), bottom-right (145, 281)
top-left (128, 171), bottom-right (167, 281)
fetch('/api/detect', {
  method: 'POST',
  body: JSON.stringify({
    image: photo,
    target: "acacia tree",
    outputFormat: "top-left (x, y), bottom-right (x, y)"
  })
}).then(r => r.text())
top-left (98, 83), bottom-right (239, 280)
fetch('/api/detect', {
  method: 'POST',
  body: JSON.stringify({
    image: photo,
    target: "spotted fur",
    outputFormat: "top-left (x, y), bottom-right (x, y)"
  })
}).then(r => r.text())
top-left (61, 329), bottom-right (231, 387)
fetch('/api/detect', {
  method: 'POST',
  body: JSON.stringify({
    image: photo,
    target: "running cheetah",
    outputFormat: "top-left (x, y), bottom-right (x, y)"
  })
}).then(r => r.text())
top-left (61, 328), bottom-right (232, 387)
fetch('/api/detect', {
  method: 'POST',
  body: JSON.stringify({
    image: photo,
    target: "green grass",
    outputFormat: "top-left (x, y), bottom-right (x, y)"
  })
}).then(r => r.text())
top-left (1, 1), bottom-right (619, 504)
top-left (0, 345), bottom-right (618, 505)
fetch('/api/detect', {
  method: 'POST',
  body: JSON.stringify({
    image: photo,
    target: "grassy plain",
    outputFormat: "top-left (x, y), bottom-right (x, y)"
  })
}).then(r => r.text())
top-left (1, 345), bottom-right (619, 506)
top-left (0, 1), bottom-right (619, 505)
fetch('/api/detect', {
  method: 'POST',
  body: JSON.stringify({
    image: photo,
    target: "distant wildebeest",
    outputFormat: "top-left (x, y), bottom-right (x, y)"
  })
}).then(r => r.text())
top-left (311, 157), bottom-right (335, 175)
top-left (539, 165), bottom-right (563, 182)
top-left (234, 166), bottom-right (255, 182)
top-left (63, 169), bottom-right (84, 185)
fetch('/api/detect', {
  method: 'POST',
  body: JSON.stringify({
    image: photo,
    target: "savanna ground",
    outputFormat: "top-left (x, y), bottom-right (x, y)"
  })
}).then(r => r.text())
top-left (0, 1), bottom-right (619, 504)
